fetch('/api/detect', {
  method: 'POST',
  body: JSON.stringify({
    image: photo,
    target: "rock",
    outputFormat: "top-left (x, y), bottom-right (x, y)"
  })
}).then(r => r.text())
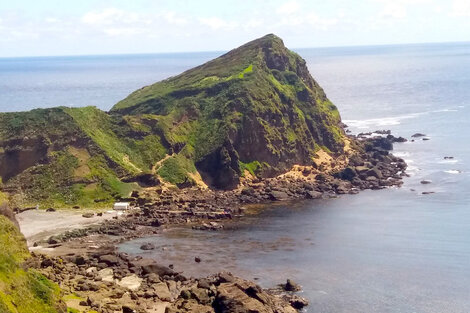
top-left (99, 254), bottom-right (120, 265)
top-left (117, 274), bottom-right (143, 291)
top-left (140, 243), bottom-right (156, 250)
top-left (47, 236), bottom-right (60, 244)
top-left (40, 258), bottom-right (53, 268)
top-left (422, 191), bottom-right (435, 195)
top-left (46, 208), bottom-right (56, 212)
top-left (269, 191), bottom-right (289, 201)
top-left (153, 282), bottom-right (172, 301)
top-left (122, 305), bottom-right (137, 313)
top-left (337, 167), bottom-right (356, 181)
top-left (305, 190), bottom-right (322, 199)
top-left (288, 295), bottom-right (309, 309)
top-left (147, 273), bottom-right (161, 283)
top-left (82, 212), bottom-right (94, 218)
top-left (444, 156), bottom-right (454, 159)
top-left (367, 167), bottom-right (383, 179)
top-left (195, 256), bottom-right (201, 263)
top-left (217, 272), bottom-right (235, 283)
top-left (420, 180), bottom-right (432, 184)
top-left (422, 137), bottom-right (430, 141)
top-left (73, 255), bottom-right (87, 266)
top-left (98, 268), bottom-right (114, 282)
top-left (283, 279), bottom-right (301, 292)
top-left (411, 133), bottom-right (426, 138)
top-left (140, 262), bottom-right (175, 276)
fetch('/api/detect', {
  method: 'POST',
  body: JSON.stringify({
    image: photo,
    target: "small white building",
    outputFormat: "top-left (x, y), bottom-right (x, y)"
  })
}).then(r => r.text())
top-left (113, 202), bottom-right (130, 211)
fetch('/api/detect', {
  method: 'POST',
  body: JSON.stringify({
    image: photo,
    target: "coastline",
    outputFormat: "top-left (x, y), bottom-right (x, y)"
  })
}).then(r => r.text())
top-left (16, 132), bottom-right (408, 312)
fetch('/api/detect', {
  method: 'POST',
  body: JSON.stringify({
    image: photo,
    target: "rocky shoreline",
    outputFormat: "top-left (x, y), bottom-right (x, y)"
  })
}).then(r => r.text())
top-left (26, 132), bottom-right (407, 313)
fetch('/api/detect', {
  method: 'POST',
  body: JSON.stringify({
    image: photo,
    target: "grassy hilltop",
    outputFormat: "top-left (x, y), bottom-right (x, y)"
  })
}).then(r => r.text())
top-left (0, 34), bottom-right (345, 208)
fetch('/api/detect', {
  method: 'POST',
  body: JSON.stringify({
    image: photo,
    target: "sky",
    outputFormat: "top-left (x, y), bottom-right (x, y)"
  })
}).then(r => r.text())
top-left (0, 0), bottom-right (469, 57)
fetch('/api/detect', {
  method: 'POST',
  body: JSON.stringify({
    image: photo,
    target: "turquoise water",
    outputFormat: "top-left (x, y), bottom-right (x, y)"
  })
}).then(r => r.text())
top-left (2, 42), bottom-right (470, 312)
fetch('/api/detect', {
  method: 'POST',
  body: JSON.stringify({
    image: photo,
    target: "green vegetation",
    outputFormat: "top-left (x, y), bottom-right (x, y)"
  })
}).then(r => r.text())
top-left (0, 215), bottom-right (64, 313)
top-left (0, 34), bottom-right (346, 199)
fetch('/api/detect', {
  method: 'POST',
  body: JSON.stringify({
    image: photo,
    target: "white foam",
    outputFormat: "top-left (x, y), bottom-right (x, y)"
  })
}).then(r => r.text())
top-left (438, 159), bottom-right (458, 164)
top-left (393, 151), bottom-right (410, 158)
top-left (344, 112), bottom-right (426, 130)
top-left (444, 170), bottom-right (462, 174)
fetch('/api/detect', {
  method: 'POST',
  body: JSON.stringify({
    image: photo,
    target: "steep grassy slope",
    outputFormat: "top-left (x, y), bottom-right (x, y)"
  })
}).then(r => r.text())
top-left (0, 204), bottom-right (64, 313)
top-left (0, 107), bottom-right (167, 208)
top-left (112, 34), bottom-right (345, 188)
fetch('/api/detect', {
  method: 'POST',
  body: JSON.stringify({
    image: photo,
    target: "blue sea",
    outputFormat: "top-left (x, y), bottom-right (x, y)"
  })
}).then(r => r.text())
top-left (2, 42), bottom-right (470, 312)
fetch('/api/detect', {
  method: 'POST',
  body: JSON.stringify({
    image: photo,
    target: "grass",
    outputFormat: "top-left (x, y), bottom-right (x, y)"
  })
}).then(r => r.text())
top-left (0, 216), bottom-right (63, 313)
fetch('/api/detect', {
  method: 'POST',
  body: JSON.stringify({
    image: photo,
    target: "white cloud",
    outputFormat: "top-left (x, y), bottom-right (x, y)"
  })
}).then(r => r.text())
top-left (277, 0), bottom-right (300, 15)
top-left (375, 0), bottom-right (433, 19)
top-left (199, 17), bottom-right (238, 30)
top-left (451, 0), bottom-right (470, 17)
top-left (163, 11), bottom-right (187, 26)
top-left (307, 13), bottom-right (339, 30)
top-left (81, 8), bottom-right (140, 25)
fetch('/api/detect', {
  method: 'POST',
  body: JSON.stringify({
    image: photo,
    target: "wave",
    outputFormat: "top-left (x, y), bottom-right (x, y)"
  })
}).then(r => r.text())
top-left (344, 106), bottom-right (461, 130)
top-left (444, 170), bottom-right (462, 174)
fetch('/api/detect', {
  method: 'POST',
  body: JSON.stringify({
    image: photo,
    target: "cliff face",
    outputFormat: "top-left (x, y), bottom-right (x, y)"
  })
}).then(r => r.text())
top-left (0, 34), bottom-right (346, 206)
top-left (112, 34), bottom-right (345, 188)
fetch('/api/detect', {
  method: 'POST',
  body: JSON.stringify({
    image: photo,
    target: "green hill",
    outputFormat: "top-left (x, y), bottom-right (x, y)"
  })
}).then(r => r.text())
top-left (0, 34), bottom-right (346, 207)
top-left (112, 34), bottom-right (345, 188)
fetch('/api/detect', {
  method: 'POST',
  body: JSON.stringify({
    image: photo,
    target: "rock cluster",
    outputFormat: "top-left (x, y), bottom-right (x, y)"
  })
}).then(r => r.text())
top-left (31, 252), bottom-right (306, 313)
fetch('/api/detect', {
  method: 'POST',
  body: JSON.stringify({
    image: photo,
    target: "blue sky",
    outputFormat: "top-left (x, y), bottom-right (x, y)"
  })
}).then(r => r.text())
top-left (0, 0), bottom-right (469, 57)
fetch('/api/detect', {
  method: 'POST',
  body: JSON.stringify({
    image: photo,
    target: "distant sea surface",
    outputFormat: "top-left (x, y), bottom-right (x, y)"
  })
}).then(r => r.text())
top-left (3, 42), bottom-right (470, 313)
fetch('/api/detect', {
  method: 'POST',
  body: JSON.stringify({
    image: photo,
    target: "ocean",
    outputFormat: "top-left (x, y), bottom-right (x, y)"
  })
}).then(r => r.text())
top-left (2, 42), bottom-right (470, 312)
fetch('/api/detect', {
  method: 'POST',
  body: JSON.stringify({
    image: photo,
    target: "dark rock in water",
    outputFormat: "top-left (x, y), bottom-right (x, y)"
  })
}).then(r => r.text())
top-left (420, 180), bottom-right (432, 184)
top-left (375, 130), bottom-right (391, 135)
top-left (97, 212), bottom-right (103, 217)
top-left (411, 133), bottom-right (426, 138)
top-left (422, 191), bottom-right (435, 195)
top-left (387, 134), bottom-right (407, 143)
top-left (269, 191), bottom-right (289, 201)
top-left (283, 279), bottom-right (302, 292)
top-left (73, 205), bottom-right (80, 209)
top-left (288, 295), bottom-right (309, 309)
top-left (195, 256), bottom-right (201, 263)
top-left (140, 262), bottom-right (175, 276)
top-left (305, 190), bottom-right (322, 199)
top-left (140, 243), bottom-right (156, 251)
top-left (368, 137), bottom-right (393, 151)
top-left (82, 213), bottom-right (94, 218)
top-left (46, 207), bottom-right (56, 212)
top-left (422, 137), bottom-right (430, 141)
top-left (444, 156), bottom-right (454, 159)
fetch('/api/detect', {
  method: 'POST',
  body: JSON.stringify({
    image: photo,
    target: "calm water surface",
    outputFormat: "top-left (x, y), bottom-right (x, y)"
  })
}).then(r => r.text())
top-left (2, 43), bottom-right (470, 312)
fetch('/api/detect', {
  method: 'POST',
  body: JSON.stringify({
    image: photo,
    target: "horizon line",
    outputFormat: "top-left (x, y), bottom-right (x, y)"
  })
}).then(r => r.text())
top-left (1, 39), bottom-right (469, 60)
